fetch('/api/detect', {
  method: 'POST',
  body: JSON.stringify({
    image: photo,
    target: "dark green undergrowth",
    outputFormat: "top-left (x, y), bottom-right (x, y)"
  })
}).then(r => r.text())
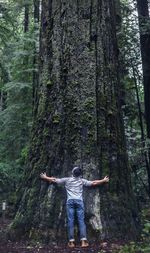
top-left (112, 207), bottom-right (150, 253)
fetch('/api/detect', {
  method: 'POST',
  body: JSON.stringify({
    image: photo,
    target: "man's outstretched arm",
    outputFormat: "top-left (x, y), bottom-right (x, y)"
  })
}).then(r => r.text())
top-left (91, 176), bottom-right (109, 186)
top-left (40, 172), bottom-right (56, 183)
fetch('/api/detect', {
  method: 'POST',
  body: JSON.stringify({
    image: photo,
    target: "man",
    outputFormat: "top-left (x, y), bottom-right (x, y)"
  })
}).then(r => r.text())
top-left (40, 167), bottom-right (109, 248)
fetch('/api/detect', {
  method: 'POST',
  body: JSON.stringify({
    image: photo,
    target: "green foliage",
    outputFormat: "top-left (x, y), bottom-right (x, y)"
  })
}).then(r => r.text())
top-left (115, 239), bottom-right (150, 253)
top-left (0, 162), bottom-right (12, 187)
top-left (0, 0), bottom-right (36, 163)
top-left (119, 0), bottom-right (149, 200)
top-left (0, 0), bottom-right (38, 214)
top-left (113, 208), bottom-right (150, 253)
top-left (0, 161), bottom-right (23, 190)
top-left (140, 209), bottom-right (150, 245)
top-left (115, 243), bottom-right (137, 253)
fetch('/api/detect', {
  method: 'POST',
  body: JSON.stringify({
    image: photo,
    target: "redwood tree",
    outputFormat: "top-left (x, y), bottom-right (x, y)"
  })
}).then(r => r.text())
top-left (137, 0), bottom-right (150, 194)
top-left (11, 0), bottom-right (139, 241)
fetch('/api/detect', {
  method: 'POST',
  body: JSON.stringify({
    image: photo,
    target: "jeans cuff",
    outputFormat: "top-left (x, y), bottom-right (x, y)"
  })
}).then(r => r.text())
top-left (80, 237), bottom-right (87, 241)
top-left (69, 239), bottom-right (75, 242)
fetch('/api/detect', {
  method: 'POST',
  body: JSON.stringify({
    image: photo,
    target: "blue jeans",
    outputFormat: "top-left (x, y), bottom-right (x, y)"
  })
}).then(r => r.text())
top-left (66, 199), bottom-right (87, 241)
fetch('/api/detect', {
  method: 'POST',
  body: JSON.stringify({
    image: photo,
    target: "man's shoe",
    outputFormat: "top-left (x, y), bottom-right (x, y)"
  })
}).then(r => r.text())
top-left (68, 241), bottom-right (75, 248)
top-left (81, 240), bottom-right (89, 247)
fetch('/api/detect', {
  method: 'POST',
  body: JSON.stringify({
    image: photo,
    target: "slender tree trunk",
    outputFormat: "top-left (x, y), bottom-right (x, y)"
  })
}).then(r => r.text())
top-left (137, 0), bottom-right (150, 194)
top-left (24, 2), bottom-right (29, 33)
top-left (137, 0), bottom-right (150, 137)
top-left (10, 0), bottom-right (139, 242)
top-left (0, 91), bottom-right (7, 111)
top-left (34, 0), bottom-right (40, 22)
top-left (33, 0), bottom-right (40, 114)
top-left (0, 65), bottom-right (9, 110)
top-left (0, 88), bottom-right (7, 111)
top-left (132, 66), bottom-right (150, 197)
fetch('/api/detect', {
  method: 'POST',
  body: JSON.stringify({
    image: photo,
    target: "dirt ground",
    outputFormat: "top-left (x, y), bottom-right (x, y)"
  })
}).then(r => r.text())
top-left (0, 241), bottom-right (124, 253)
top-left (0, 219), bottom-right (123, 253)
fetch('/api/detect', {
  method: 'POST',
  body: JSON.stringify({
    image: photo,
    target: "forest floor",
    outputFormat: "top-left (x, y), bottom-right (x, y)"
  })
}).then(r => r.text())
top-left (0, 218), bottom-right (127, 253)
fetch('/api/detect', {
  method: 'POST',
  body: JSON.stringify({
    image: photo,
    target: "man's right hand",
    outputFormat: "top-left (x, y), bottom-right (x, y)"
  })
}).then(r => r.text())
top-left (103, 176), bottom-right (109, 183)
top-left (91, 176), bottom-right (110, 186)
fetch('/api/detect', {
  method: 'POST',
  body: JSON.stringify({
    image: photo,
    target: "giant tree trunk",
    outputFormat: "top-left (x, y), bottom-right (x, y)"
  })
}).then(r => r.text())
top-left (11, 0), bottom-right (139, 242)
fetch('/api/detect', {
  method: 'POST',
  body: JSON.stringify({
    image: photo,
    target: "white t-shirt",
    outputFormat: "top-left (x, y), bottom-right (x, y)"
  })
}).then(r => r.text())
top-left (55, 176), bottom-right (92, 201)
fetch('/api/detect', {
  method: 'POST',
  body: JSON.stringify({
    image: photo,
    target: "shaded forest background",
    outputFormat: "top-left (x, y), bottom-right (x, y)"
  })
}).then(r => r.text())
top-left (0, 0), bottom-right (150, 252)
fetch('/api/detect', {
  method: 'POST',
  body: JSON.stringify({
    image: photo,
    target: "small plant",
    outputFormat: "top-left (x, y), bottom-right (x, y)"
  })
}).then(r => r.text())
top-left (115, 209), bottom-right (150, 253)
top-left (116, 242), bottom-right (137, 253)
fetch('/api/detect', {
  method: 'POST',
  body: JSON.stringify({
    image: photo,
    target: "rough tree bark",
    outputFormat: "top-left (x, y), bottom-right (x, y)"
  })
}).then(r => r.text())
top-left (10, 0), bottom-right (139, 242)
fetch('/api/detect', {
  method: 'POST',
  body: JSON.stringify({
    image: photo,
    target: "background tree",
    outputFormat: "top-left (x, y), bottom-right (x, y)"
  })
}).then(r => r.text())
top-left (136, 0), bottom-right (150, 194)
top-left (118, 0), bottom-right (150, 200)
top-left (33, 0), bottom-right (40, 112)
top-left (0, 0), bottom-right (36, 213)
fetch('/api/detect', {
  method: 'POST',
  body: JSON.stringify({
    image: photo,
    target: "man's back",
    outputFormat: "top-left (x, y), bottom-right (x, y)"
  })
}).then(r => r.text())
top-left (55, 177), bottom-right (92, 200)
